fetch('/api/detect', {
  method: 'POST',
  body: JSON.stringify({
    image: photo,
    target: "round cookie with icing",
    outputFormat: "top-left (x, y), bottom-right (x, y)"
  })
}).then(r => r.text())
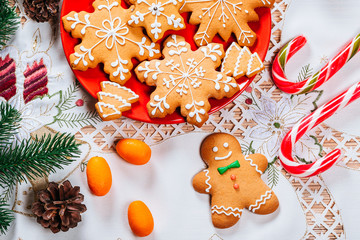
top-left (193, 133), bottom-right (279, 228)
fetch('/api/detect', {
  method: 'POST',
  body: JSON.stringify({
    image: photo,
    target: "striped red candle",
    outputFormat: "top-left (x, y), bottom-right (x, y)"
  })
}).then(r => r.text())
top-left (0, 55), bottom-right (17, 101)
top-left (23, 59), bottom-right (49, 103)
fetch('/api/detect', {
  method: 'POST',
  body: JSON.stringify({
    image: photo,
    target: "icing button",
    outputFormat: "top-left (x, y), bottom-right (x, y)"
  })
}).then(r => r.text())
top-left (233, 184), bottom-right (239, 190)
top-left (230, 175), bottom-right (236, 180)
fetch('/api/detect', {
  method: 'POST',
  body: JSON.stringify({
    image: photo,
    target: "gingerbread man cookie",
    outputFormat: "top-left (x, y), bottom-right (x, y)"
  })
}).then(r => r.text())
top-left (193, 133), bottom-right (279, 228)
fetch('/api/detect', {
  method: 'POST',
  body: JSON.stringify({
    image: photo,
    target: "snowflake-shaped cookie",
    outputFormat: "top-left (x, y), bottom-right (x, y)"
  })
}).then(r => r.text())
top-left (62, 0), bottom-right (161, 85)
top-left (128, 0), bottom-right (185, 41)
top-left (181, 0), bottom-right (275, 47)
top-left (135, 35), bottom-right (239, 127)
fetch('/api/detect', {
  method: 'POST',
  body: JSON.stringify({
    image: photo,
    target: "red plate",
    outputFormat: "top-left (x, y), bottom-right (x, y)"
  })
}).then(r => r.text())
top-left (60, 0), bottom-right (271, 124)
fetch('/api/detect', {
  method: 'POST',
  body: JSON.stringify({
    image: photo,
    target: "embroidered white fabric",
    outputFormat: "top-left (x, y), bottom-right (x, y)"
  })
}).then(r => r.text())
top-left (4, 0), bottom-right (360, 239)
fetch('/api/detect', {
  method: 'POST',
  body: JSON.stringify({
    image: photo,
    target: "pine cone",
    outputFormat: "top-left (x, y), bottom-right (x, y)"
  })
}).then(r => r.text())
top-left (23, 0), bottom-right (60, 22)
top-left (31, 180), bottom-right (87, 233)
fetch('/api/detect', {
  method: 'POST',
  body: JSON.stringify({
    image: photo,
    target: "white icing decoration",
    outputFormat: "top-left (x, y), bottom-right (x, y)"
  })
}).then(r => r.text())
top-left (169, 47), bottom-right (188, 56)
top-left (212, 147), bottom-right (218, 152)
top-left (128, 0), bottom-right (184, 40)
top-left (247, 53), bottom-right (264, 76)
top-left (149, 95), bottom-right (170, 115)
top-left (222, 44), bottom-right (263, 79)
top-left (98, 1), bottom-right (119, 11)
top-left (203, 169), bottom-right (212, 193)
top-left (214, 151), bottom-right (232, 160)
top-left (186, 101), bottom-right (206, 123)
top-left (101, 81), bottom-right (139, 101)
top-left (244, 155), bottom-right (262, 174)
top-left (95, 17), bottom-right (129, 49)
top-left (248, 190), bottom-right (272, 212)
top-left (96, 102), bottom-right (121, 118)
top-left (221, 42), bottom-right (241, 73)
top-left (98, 92), bottom-right (131, 109)
top-left (136, 35), bottom-right (238, 123)
top-left (65, 0), bottom-right (159, 80)
top-left (180, 0), bottom-right (271, 46)
top-left (233, 46), bottom-right (252, 78)
top-left (167, 35), bottom-right (186, 47)
top-left (261, 0), bottom-right (271, 4)
top-left (223, 142), bottom-right (229, 148)
top-left (211, 205), bottom-right (243, 218)
top-left (200, 44), bottom-right (222, 61)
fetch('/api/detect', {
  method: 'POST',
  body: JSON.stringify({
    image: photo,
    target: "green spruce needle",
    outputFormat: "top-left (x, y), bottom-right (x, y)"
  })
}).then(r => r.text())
top-left (0, 102), bottom-right (21, 150)
top-left (0, 133), bottom-right (81, 190)
top-left (0, 202), bottom-right (14, 234)
top-left (0, 0), bottom-right (20, 47)
top-left (0, 102), bottom-right (82, 234)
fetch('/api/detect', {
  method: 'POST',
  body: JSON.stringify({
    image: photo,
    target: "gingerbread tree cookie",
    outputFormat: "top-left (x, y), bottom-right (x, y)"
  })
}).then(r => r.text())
top-left (62, 0), bottom-right (161, 85)
top-left (221, 42), bottom-right (265, 79)
top-left (135, 35), bottom-right (239, 127)
top-left (193, 133), bottom-right (279, 228)
top-left (95, 81), bottom-right (139, 121)
top-left (181, 0), bottom-right (275, 47)
top-left (128, 0), bottom-right (185, 41)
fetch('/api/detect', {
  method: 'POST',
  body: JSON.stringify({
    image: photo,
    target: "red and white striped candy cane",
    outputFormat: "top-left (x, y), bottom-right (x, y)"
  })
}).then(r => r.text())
top-left (279, 81), bottom-right (360, 177)
top-left (272, 34), bottom-right (360, 94)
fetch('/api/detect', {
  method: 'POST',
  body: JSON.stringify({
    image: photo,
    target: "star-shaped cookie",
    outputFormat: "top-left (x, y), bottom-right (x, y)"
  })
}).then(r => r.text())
top-left (135, 35), bottom-right (239, 127)
top-left (62, 0), bottom-right (161, 85)
top-left (181, 0), bottom-right (275, 47)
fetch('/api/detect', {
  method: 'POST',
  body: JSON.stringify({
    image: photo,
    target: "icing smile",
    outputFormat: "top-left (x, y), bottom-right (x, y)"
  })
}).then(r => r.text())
top-left (215, 151), bottom-right (232, 161)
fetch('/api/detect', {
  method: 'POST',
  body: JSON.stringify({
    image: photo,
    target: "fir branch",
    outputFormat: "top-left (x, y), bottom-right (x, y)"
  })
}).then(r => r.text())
top-left (0, 133), bottom-right (80, 190)
top-left (55, 111), bottom-right (101, 128)
top-left (0, 202), bottom-right (14, 234)
top-left (266, 163), bottom-right (279, 189)
top-left (0, 185), bottom-right (13, 203)
top-left (0, 102), bottom-right (21, 149)
top-left (297, 64), bottom-right (313, 82)
top-left (0, 0), bottom-right (19, 47)
top-left (58, 82), bottom-right (80, 112)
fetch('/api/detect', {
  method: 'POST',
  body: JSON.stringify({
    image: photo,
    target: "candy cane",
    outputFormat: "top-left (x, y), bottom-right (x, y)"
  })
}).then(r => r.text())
top-left (279, 81), bottom-right (360, 177)
top-left (272, 34), bottom-right (360, 94)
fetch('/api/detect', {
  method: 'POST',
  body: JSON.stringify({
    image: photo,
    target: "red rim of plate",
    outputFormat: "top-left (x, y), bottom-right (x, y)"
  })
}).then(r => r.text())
top-left (60, 0), bottom-right (272, 125)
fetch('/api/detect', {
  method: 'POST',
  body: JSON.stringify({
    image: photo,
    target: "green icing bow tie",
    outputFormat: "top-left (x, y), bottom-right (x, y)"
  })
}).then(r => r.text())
top-left (217, 160), bottom-right (240, 175)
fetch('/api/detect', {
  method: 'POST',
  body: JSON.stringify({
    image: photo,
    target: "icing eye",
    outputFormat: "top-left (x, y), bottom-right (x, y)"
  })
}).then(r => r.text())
top-left (223, 142), bottom-right (229, 148)
top-left (212, 147), bottom-right (218, 152)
